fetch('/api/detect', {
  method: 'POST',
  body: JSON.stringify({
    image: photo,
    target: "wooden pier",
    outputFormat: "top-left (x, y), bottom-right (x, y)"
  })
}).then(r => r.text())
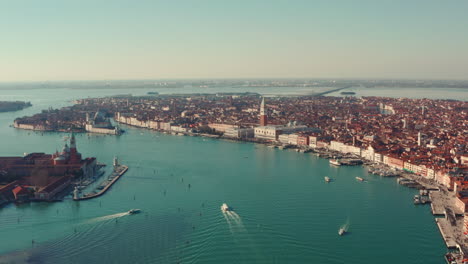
top-left (73, 165), bottom-right (128, 201)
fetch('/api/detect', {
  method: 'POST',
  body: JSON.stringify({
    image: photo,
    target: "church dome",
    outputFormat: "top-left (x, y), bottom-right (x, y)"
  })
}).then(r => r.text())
top-left (62, 143), bottom-right (70, 154)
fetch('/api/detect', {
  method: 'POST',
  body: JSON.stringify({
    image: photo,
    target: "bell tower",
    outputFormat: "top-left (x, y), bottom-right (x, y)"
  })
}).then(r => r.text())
top-left (70, 133), bottom-right (77, 153)
top-left (259, 97), bottom-right (267, 126)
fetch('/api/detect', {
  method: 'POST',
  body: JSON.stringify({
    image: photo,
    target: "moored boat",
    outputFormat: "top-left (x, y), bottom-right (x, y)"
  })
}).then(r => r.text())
top-left (330, 159), bottom-right (341, 166)
top-left (444, 252), bottom-right (458, 264)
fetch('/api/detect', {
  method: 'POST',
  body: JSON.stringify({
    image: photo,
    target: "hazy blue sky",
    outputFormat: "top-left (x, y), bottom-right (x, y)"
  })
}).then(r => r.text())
top-left (1, 0), bottom-right (467, 81)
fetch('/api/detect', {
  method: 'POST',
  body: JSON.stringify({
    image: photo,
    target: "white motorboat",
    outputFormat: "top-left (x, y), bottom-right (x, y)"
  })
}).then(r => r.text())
top-left (221, 203), bottom-right (231, 212)
top-left (338, 227), bottom-right (346, 236)
top-left (128, 209), bottom-right (141, 215)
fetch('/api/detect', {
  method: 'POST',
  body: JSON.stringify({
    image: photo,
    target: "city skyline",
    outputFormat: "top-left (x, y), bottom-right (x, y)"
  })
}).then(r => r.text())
top-left (1, 1), bottom-right (467, 263)
top-left (1, 0), bottom-right (468, 82)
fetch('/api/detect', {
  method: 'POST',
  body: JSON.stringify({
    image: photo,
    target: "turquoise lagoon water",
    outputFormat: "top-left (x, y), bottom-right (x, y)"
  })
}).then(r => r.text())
top-left (0, 86), bottom-right (457, 263)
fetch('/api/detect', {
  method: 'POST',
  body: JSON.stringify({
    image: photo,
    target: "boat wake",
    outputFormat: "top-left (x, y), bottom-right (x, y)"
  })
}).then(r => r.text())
top-left (221, 206), bottom-right (265, 260)
top-left (340, 218), bottom-right (350, 233)
top-left (222, 211), bottom-right (235, 233)
top-left (84, 212), bottom-right (129, 224)
top-left (226, 211), bottom-right (246, 230)
top-left (221, 208), bottom-right (247, 234)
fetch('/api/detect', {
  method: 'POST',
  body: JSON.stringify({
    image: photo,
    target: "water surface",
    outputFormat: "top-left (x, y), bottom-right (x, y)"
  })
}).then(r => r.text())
top-left (0, 86), bottom-right (451, 263)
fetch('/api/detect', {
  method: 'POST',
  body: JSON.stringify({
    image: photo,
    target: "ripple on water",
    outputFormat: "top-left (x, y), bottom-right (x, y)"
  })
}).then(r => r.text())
top-left (20, 212), bottom-right (192, 264)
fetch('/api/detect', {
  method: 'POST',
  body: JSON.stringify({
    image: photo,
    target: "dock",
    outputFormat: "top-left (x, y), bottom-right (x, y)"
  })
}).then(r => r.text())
top-left (435, 218), bottom-right (460, 248)
top-left (430, 191), bottom-right (463, 216)
top-left (73, 165), bottom-right (128, 201)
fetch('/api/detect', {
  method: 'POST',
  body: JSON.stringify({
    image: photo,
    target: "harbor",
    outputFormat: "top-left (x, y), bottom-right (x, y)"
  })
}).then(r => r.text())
top-left (284, 143), bottom-right (468, 263)
top-left (0, 120), bottom-right (450, 264)
top-left (0, 85), bottom-right (465, 263)
top-left (238, 137), bottom-right (468, 262)
top-left (73, 159), bottom-right (128, 201)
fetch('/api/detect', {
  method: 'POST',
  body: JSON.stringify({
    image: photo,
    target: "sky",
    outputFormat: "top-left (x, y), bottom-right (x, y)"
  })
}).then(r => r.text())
top-left (0, 0), bottom-right (467, 82)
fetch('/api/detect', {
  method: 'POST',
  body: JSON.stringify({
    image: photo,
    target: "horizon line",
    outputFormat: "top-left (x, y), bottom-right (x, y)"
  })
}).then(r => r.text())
top-left (1, 77), bottom-right (468, 84)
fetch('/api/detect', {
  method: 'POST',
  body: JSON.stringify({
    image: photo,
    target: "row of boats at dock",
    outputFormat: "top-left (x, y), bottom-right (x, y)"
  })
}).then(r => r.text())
top-left (73, 164), bottom-right (128, 201)
top-left (265, 145), bottom-right (366, 167)
top-left (367, 167), bottom-right (398, 177)
top-left (414, 189), bottom-right (431, 205)
top-left (397, 178), bottom-right (423, 189)
top-left (329, 159), bottom-right (364, 166)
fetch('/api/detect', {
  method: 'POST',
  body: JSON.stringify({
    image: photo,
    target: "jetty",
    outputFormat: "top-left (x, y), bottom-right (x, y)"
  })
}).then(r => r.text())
top-left (435, 218), bottom-right (459, 248)
top-left (73, 164), bottom-right (128, 201)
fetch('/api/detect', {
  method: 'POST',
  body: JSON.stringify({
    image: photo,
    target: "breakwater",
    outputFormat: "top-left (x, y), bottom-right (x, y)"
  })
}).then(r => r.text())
top-left (74, 165), bottom-right (128, 201)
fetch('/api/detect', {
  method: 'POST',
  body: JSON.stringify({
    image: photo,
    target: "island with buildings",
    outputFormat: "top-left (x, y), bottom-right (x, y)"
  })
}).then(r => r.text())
top-left (0, 101), bottom-right (31, 112)
top-left (9, 92), bottom-right (468, 260)
top-left (0, 134), bottom-right (99, 206)
top-left (13, 108), bottom-right (122, 135)
top-left (13, 93), bottom-right (466, 180)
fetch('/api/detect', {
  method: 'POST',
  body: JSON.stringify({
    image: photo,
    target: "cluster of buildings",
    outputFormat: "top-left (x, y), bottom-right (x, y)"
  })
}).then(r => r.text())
top-left (14, 107), bottom-right (85, 132)
top-left (14, 107), bottom-right (120, 135)
top-left (85, 110), bottom-right (122, 135)
top-left (12, 93), bottom-right (468, 210)
top-left (64, 95), bottom-right (466, 181)
top-left (0, 134), bottom-right (98, 205)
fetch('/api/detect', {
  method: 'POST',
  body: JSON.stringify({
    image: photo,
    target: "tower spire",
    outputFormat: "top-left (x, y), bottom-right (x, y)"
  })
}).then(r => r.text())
top-left (70, 132), bottom-right (76, 149)
top-left (259, 97), bottom-right (268, 126)
top-left (260, 97), bottom-right (265, 115)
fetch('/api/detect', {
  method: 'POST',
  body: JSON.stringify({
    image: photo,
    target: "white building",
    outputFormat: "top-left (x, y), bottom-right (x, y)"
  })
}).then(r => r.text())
top-left (254, 125), bottom-right (283, 141)
top-left (224, 127), bottom-right (255, 139)
top-left (278, 134), bottom-right (290, 144)
top-left (309, 136), bottom-right (318, 148)
top-left (288, 134), bottom-right (299, 145)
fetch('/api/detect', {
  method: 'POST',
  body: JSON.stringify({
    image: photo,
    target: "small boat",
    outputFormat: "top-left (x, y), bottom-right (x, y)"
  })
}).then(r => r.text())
top-left (324, 176), bottom-right (331, 182)
top-left (128, 209), bottom-right (141, 215)
top-left (444, 253), bottom-right (457, 264)
top-left (356, 177), bottom-right (364, 181)
top-left (221, 203), bottom-right (231, 212)
top-left (420, 196), bottom-right (430, 204)
top-left (338, 228), bottom-right (346, 236)
top-left (330, 159), bottom-right (341, 166)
